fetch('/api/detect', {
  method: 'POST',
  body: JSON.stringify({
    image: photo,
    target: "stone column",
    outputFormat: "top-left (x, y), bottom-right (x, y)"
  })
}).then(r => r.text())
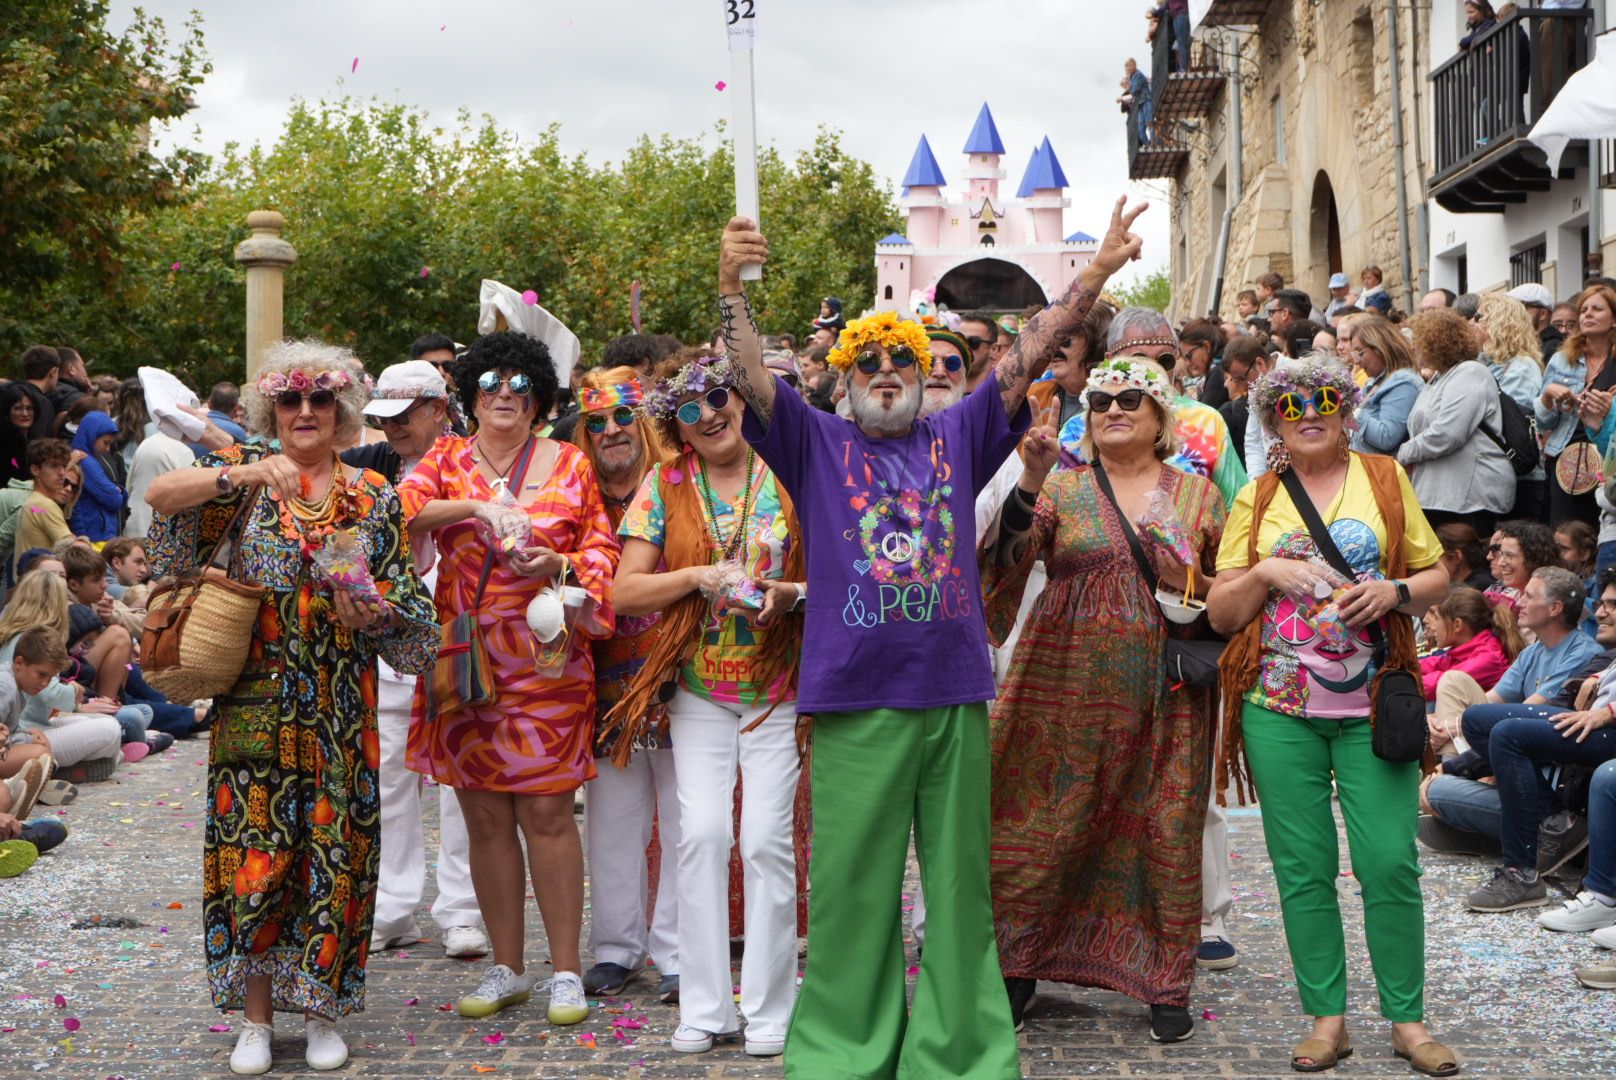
top-left (232, 210), bottom-right (297, 382)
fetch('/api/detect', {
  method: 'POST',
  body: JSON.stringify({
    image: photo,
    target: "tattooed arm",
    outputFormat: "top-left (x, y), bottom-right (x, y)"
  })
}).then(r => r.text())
top-left (718, 216), bottom-right (777, 429)
top-left (994, 196), bottom-right (1149, 421)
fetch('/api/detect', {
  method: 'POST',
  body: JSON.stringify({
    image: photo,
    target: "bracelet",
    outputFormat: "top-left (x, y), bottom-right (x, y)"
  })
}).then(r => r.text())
top-left (788, 582), bottom-right (807, 612)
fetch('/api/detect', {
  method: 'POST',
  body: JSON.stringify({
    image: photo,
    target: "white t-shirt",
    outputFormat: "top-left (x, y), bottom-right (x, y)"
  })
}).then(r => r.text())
top-left (125, 432), bottom-right (195, 540)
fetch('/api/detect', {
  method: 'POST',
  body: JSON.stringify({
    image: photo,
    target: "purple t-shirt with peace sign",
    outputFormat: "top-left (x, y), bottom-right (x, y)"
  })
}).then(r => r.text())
top-left (743, 375), bottom-right (1029, 713)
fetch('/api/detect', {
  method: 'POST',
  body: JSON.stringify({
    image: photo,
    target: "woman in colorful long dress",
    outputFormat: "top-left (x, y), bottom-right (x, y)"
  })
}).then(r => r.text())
top-left (985, 358), bottom-right (1225, 1044)
top-left (399, 331), bottom-right (619, 1028)
top-left (146, 342), bottom-right (438, 1076)
top-left (605, 348), bottom-right (806, 1058)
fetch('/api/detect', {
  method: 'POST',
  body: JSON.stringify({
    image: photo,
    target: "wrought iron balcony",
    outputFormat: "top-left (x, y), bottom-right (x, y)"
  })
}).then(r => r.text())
top-left (1197, 0), bottom-right (1271, 28)
top-left (1429, 6), bottom-right (1595, 214)
top-left (1156, 39), bottom-right (1226, 120)
top-left (1126, 100), bottom-right (1190, 180)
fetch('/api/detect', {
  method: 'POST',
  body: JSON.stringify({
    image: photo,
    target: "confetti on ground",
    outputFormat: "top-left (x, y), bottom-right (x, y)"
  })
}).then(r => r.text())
top-left (403, 997), bottom-right (418, 1006)
top-left (576, 1032), bottom-right (597, 1049)
top-left (405, 1030), bottom-right (416, 1045)
top-left (481, 1031), bottom-right (503, 1045)
top-left (62, 1018), bottom-right (80, 1032)
top-left (52, 994), bottom-right (65, 1007)
top-left (208, 1024), bottom-right (230, 1033)
top-left (905, 965), bottom-right (919, 976)
top-left (1201, 1009), bottom-right (1220, 1022)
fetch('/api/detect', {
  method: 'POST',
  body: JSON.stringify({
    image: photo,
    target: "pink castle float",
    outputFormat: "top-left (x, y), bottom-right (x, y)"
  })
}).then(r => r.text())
top-left (874, 104), bottom-right (1098, 317)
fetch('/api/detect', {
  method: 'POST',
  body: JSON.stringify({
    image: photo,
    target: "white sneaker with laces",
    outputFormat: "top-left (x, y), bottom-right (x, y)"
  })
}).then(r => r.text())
top-left (546, 970), bottom-right (589, 1025)
top-left (228, 1021), bottom-right (274, 1075)
top-left (672, 1023), bottom-right (717, 1053)
top-left (1595, 923), bottom-right (1616, 950)
top-left (304, 1017), bottom-right (348, 1071)
top-left (443, 924), bottom-right (490, 959)
top-left (457, 963), bottom-right (535, 1018)
top-left (1537, 890), bottom-right (1616, 933)
top-left (745, 1029), bottom-right (787, 1056)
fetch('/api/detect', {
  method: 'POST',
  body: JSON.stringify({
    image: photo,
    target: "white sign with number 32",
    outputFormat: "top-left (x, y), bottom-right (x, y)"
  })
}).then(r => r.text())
top-left (724, 0), bottom-right (757, 51)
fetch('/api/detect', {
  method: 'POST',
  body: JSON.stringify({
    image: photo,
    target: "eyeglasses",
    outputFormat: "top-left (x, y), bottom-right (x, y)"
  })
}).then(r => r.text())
top-left (1086, 389), bottom-right (1147, 413)
top-left (61, 480), bottom-right (79, 492)
top-left (854, 346), bottom-right (918, 376)
top-left (1596, 598), bottom-right (1616, 612)
top-left (477, 371), bottom-right (532, 397)
top-left (1552, 320), bottom-right (1577, 331)
top-left (675, 387), bottom-right (731, 425)
top-left (933, 353), bottom-right (964, 373)
top-left (1273, 387), bottom-right (1342, 421)
top-left (1486, 543), bottom-right (1519, 559)
top-left (584, 406), bottom-right (638, 434)
top-left (275, 389), bottom-right (338, 412)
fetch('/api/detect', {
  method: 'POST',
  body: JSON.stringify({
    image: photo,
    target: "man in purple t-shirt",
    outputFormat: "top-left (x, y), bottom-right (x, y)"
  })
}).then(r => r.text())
top-left (717, 198), bottom-right (1146, 1079)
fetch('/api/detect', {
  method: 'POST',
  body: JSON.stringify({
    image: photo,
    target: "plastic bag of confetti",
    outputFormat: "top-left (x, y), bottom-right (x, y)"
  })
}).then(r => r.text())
top-left (474, 486), bottom-right (532, 557)
top-left (1136, 489), bottom-right (1196, 566)
top-left (312, 529), bottom-right (384, 607)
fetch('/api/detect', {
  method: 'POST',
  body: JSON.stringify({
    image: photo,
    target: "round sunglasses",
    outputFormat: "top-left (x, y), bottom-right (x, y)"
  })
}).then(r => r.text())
top-left (855, 346), bottom-right (918, 376)
top-left (1085, 388), bottom-right (1147, 413)
top-left (1273, 387), bottom-right (1342, 421)
top-left (676, 387), bottom-right (731, 425)
top-left (276, 389), bottom-right (337, 412)
top-left (931, 353), bottom-right (963, 374)
top-left (584, 406), bottom-right (638, 434)
top-left (477, 371), bottom-right (532, 397)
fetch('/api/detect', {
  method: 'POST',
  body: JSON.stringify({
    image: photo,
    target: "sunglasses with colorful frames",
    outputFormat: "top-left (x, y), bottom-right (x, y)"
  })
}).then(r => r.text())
top-left (675, 387), bottom-right (731, 425)
top-left (1273, 387), bottom-right (1342, 421)
top-left (855, 346), bottom-right (918, 376)
top-left (477, 371), bottom-right (533, 396)
top-left (584, 406), bottom-right (638, 434)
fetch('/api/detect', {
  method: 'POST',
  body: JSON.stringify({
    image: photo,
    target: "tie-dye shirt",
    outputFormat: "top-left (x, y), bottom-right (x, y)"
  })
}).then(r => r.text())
top-left (1056, 393), bottom-right (1247, 508)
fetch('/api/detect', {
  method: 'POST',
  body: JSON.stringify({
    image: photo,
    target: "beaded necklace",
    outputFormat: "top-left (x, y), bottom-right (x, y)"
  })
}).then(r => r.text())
top-left (696, 448), bottom-right (759, 563)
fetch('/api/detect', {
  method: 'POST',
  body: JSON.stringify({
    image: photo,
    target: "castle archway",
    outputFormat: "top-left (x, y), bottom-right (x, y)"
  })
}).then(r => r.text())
top-left (934, 258), bottom-right (1047, 311)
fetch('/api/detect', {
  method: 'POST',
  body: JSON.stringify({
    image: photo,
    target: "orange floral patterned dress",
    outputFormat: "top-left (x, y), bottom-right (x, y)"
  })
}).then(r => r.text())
top-left (400, 437), bottom-right (620, 794)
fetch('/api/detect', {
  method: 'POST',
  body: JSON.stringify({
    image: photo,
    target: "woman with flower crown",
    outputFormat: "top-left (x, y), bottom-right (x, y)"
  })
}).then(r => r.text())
top-left (145, 340), bottom-right (439, 1075)
top-left (984, 357), bottom-right (1226, 1044)
top-left (604, 345), bottom-right (807, 1058)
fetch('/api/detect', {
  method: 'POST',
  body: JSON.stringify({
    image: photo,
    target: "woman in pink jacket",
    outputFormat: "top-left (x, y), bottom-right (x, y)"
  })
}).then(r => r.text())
top-left (1422, 586), bottom-right (1523, 754)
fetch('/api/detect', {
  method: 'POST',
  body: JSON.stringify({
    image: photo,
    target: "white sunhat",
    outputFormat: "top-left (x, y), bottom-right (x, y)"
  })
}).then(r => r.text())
top-left (362, 359), bottom-right (449, 418)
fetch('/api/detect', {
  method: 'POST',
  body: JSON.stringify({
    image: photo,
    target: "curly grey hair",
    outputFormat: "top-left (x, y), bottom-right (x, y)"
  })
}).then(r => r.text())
top-left (242, 339), bottom-right (371, 443)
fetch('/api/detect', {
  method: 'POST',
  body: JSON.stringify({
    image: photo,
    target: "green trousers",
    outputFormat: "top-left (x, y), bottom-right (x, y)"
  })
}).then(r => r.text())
top-left (1241, 702), bottom-right (1425, 1021)
top-left (785, 704), bottom-right (1021, 1080)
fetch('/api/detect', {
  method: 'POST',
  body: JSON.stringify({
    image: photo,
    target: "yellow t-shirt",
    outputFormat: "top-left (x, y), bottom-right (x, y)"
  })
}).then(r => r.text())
top-left (1216, 456), bottom-right (1442, 719)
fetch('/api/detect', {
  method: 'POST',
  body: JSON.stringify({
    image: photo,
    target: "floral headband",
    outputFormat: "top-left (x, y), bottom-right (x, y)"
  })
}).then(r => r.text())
top-left (1250, 358), bottom-right (1361, 430)
top-left (642, 358), bottom-right (734, 419)
top-left (578, 380), bottom-right (644, 414)
top-left (256, 368), bottom-right (352, 398)
top-left (827, 311), bottom-right (935, 375)
top-left (1083, 358), bottom-right (1175, 412)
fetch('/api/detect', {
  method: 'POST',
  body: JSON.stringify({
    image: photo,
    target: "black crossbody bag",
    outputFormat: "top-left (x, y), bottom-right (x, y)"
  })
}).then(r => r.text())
top-left (1091, 464), bottom-right (1224, 689)
top-left (1279, 470), bottom-right (1428, 763)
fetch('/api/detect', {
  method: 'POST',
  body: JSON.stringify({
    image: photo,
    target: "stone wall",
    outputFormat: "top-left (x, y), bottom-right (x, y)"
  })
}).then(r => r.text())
top-left (1168, 0), bottom-right (1428, 322)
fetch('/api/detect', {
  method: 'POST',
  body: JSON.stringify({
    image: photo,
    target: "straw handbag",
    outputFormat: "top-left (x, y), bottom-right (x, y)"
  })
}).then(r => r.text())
top-left (142, 488), bottom-right (267, 702)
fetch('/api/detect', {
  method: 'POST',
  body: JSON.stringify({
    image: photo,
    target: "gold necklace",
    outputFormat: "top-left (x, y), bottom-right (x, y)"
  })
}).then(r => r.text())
top-left (287, 455), bottom-right (342, 522)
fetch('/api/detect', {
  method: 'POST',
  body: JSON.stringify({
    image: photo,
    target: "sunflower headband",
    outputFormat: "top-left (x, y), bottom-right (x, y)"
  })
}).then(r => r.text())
top-left (1251, 358), bottom-right (1362, 431)
top-left (1083, 358), bottom-right (1175, 412)
top-left (642, 357), bottom-right (734, 419)
top-left (578, 380), bottom-right (644, 414)
top-left (256, 368), bottom-right (352, 398)
top-left (827, 312), bottom-right (935, 376)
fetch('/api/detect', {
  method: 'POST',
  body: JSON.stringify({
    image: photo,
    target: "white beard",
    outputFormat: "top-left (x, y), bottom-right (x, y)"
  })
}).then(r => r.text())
top-left (849, 379), bottom-right (922, 436)
top-left (919, 382), bottom-right (966, 418)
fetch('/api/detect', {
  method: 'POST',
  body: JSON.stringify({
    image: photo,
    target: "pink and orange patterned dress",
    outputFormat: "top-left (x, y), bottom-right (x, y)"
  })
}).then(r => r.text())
top-left (400, 437), bottom-right (620, 795)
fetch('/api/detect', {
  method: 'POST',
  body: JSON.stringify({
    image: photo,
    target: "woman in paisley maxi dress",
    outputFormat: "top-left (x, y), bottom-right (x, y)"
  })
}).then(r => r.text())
top-left (984, 358), bottom-right (1225, 1043)
top-left (147, 342), bottom-right (438, 1075)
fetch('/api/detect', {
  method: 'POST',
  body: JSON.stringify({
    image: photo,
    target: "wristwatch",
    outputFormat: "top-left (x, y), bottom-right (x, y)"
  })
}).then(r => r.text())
top-left (788, 583), bottom-right (807, 612)
top-left (216, 466), bottom-right (234, 496)
top-left (1394, 579), bottom-right (1412, 607)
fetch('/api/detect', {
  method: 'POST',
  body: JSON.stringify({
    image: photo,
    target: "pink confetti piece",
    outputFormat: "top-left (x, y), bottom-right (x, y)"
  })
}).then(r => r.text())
top-left (482, 1031), bottom-right (503, 1045)
top-left (63, 1018), bottom-right (80, 1032)
top-left (1, 1027), bottom-right (12, 1033)
top-left (351, 57), bottom-right (359, 73)
top-left (405, 1031), bottom-right (416, 1046)
top-left (403, 997), bottom-right (418, 1005)
top-left (26, 506), bottom-right (45, 513)
top-left (905, 964), bottom-right (920, 976)
top-left (577, 1033), bottom-right (597, 1049)
top-left (1201, 1009), bottom-right (1220, 1022)
top-left (180, 822), bottom-right (196, 828)
top-left (435, 1003), bottom-right (453, 1011)
top-left (208, 1024), bottom-right (230, 1032)
top-left (170, 261), bottom-right (182, 271)
top-left (715, 80), bottom-right (727, 91)
top-left (53, 994), bottom-right (67, 1007)
top-left (419, 266), bottom-right (430, 278)
top-left (520, 289), bottom-right (538, 305)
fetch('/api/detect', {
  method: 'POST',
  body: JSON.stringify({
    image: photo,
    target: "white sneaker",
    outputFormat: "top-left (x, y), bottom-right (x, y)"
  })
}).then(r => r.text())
top-left (304, 1017), bottom-right (348, 1071)
top-left (457, 963), bottom-right (535, 1018)
top-left (546, 970), bottom-right (589, 1025)
top-left (1537, 890), bottom-right (1616, 933)
top-left (671, 1024), bottom-right (717, 1053)
top-left (369, 918), bottom-right (423, 953)
top-left (228, 1021), bottom-right (273, 1075)
top-left (1592, 923), bottom-right (1616, 949)
top-left (745, 1029), bottom-right (787, 1056)
top-left (443, 925), bottom-right (490, 959)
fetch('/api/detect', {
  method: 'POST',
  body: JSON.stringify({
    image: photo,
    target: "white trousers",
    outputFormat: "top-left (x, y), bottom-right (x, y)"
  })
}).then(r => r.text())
top-left (669, 689), bottom-right (799, 1038)
top-left (374, 677), bottom-right (480, 936)
top-left (1201, 792), bottom-right (1233, 939)
top-left (44, 714), bottom-right (121, 768)
top-left (584, 747), bottom-right (680, 973)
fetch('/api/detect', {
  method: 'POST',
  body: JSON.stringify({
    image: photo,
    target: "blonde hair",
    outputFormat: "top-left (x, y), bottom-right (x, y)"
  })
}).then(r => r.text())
top-left (1078, 394), bottom-right (1179, 463)
top-left (0, 568), bottom-right (71, 647)
top-left (241, 340), bottom-right (371, 443)
top-left (572, 365), bottom-right (667, 480)
top-left (1477, 291), bottom-right (1544, 371)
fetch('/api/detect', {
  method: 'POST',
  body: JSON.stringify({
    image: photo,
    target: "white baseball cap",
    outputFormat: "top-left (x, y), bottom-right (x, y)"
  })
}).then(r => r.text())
top-left (1328, 272), bottom-right (1350, 289)
top-left (1507, 283), bottom-right (1554, 310)
top-left (362, 359), bottom-right (448, 418)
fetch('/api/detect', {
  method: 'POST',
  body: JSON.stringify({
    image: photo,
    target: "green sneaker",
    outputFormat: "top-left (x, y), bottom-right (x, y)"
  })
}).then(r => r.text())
top-left (457, 964), bottom-right (535, 1018)
top-left (0, 839), bottom-right (40, 878)
top-left (546, 971), bottom-right (589, 1026)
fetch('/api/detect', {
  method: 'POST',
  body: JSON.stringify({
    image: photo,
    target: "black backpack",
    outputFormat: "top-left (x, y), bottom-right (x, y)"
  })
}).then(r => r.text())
top-left (1479, 388), bottom-right (1540, 478)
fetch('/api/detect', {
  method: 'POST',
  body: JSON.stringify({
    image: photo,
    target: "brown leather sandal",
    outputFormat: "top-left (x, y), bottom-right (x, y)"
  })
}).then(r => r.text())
top-left (1291, 1032), bottom-right (1353, 1072)
top-left (1393, 1035), bottom-right (1461, 1077)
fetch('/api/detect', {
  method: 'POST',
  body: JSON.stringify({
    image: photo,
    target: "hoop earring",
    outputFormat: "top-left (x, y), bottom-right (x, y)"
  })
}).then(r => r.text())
top-left (1266, 439), bottom-right (1292, 476)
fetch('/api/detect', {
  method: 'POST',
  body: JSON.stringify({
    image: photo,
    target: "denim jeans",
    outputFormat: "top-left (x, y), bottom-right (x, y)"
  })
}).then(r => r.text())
top-left (114, 703), bottom-right (152, 744)
top-left (1427, 774), bottom-right (1503, 840)
top-left (1589, 761), bottom-right (1616, 898)
top-left (1465, 707), bottom-right (1616, 870)
top-left (1599, 541), bottom-right (1616, 587)
top-left (1172, 13), bottom-right (1191, 71)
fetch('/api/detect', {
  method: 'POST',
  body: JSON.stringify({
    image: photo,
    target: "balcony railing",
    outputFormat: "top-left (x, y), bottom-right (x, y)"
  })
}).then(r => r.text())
top-left (1127, 100), bottom-right (1189, 181)
top-left (1156, 39), bottom-right (1226, 120)
top-left (1429, 6), bottom-right (1594, 213)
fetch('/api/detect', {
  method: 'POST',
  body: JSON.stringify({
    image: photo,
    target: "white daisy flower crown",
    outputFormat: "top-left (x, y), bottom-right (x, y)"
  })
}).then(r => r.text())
top-left (1082, 358), bottom-right (1175, 412)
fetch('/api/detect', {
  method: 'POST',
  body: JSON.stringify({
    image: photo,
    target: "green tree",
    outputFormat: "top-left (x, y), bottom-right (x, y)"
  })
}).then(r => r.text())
top-left (1111, 267), bottom-right (1171, 313)
top-left (0, 0), bottom-right (209, 296)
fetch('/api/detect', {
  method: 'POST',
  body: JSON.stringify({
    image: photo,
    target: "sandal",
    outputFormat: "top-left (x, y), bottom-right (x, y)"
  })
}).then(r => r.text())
top-left (1291, 1032), bottom-right (1352, 1072)
top-left (1393, 1034), bottom-right (1460, 1077)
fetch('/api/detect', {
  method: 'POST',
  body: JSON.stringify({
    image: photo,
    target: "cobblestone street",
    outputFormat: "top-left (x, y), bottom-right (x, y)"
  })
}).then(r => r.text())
top-left (4, 743), bottom-right (1615, 1079)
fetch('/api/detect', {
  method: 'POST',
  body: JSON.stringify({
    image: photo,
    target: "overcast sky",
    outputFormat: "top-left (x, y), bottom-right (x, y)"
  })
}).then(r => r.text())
top-left (111, 0), bottom-right (1170, 283)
